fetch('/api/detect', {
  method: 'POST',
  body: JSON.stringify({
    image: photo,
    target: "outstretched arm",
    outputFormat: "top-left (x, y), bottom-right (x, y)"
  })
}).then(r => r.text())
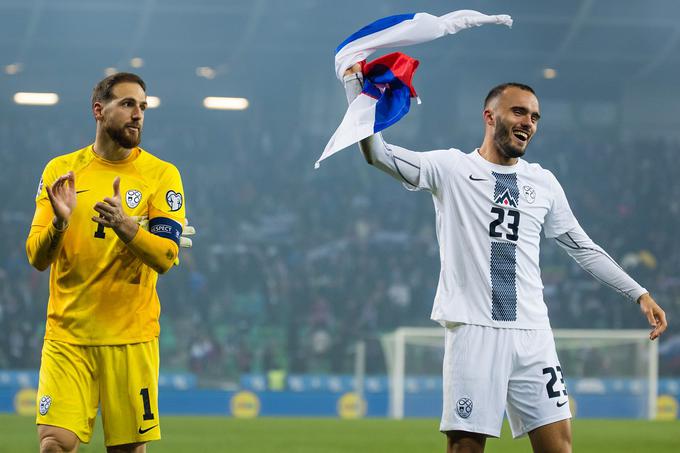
top-left (343, 65), bottom-right (422, 188)
top-left (554, 226), bottom-right (667, 340)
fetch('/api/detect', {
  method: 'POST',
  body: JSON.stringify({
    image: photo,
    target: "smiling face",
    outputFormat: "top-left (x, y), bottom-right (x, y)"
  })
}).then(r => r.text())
top-left (486, 86), bottom-right (540, 159)
top-left (95, 81), bottom-right (147, 149)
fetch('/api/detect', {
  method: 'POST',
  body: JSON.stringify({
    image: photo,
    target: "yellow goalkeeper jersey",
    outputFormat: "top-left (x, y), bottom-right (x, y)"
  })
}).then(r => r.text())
top-left (27, 145), bottom-right (186, 345)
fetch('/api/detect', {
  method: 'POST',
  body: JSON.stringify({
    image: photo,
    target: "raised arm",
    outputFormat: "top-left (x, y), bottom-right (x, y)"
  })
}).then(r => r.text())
top-left (26, 171), bottom-right (76, 271)
top-left (343, 65), bottom-right (422, 189)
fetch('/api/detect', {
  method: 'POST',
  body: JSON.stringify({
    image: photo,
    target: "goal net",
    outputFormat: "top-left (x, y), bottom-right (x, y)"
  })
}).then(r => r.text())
top-left (380, 327), bottom-right (658, 419)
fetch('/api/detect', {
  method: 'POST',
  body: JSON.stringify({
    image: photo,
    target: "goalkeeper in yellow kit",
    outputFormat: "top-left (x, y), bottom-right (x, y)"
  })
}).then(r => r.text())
top-left (26, 72), bottom-right (189, 453)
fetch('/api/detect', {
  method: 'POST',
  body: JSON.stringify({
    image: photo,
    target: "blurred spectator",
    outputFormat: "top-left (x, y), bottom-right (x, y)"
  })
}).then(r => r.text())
top-left (2, 112), bottom-right (679, 383)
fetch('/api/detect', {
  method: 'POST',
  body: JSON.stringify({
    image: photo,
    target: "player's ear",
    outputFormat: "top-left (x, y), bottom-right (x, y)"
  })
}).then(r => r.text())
top-left (93, 102), bottom-right (104, 121)
top-left (483, 108), bottom-right (494, 126)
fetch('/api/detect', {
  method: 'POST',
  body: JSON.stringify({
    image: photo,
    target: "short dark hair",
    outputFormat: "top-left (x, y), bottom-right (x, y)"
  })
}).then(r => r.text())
top-left (484, 83), bottom-right (535, 108)
top-left (91, 72), bottom-right (146, 108)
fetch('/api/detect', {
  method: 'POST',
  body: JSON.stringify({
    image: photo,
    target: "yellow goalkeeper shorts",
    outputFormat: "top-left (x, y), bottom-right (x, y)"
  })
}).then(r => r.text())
top-left (36, 339), bottom-right (161, 446)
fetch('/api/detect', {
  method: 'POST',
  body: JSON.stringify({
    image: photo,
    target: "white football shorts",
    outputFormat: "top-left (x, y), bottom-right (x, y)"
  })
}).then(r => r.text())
top-left (440, 324), bottom-right (571, 438)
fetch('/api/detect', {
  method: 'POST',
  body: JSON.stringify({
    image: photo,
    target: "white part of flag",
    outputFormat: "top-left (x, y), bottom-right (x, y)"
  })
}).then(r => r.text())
top-left (315, 93), bottom-right (377, 169)
top-left (334, 10), bottom-right (513, 80)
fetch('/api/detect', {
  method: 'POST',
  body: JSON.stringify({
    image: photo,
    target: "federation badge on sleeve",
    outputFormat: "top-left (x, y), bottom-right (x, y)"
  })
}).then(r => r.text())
top-left (39, 395), bottom-right (52, 416)
top-left (35, 178), bottom-right (44, 199)
top-left (166, 190), bottom-right (183, 211)
top-left (126, 189), bottom-right (142, 208)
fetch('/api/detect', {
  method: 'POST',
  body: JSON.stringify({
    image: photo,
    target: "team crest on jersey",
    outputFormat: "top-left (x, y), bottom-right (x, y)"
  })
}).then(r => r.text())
top-left (36, 178), bottom-right (44, 199)
top-left (39, 395), bottom-right (52, 416)
top-left (166, 190), bottom-right (183, 211)
top-left (456, 397), bottom-right (473, 419)
top-left (126, 189), bottom-right (142, 208)
top-left (494, 188), bottom-right (518, 208)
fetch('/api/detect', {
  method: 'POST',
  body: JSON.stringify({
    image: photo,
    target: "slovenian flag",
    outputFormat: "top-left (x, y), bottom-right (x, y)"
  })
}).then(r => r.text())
top-left (316, 10), bottom-right (513, 168)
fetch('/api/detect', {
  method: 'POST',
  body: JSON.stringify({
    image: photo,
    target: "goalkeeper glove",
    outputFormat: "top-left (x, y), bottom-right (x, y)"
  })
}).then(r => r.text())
top-left (179, 219), bottom-right (195, 248)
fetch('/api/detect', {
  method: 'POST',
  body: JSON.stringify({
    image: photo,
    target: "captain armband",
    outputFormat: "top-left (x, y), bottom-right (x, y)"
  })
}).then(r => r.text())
top-left (148, 217), bottom-right (183, 247)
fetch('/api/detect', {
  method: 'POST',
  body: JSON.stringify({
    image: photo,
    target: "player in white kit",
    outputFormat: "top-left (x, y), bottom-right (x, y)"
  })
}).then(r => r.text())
top-left (341, 66), bottom-right (667, 452)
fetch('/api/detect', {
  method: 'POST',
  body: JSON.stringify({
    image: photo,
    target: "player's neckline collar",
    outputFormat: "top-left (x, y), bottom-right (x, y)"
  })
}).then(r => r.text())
top-left (89, 145), bottom-right (141, 164)
top-left (471, 148), bottom-right (521, 173)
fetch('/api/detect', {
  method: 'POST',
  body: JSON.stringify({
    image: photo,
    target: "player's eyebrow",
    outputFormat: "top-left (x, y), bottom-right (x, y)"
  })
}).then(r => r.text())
top-left (119, 96), bottom-right (146, 105)
top-left (512, 105), bottom-right (541, 121)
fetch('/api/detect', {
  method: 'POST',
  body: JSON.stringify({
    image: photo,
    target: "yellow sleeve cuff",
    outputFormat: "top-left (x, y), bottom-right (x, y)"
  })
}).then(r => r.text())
top-left (126, 227), bottom-right (179, 274)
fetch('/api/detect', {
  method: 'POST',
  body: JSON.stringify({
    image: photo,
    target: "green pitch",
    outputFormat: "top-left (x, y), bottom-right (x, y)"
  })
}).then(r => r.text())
top-left (2, 414), bottom-right (678, 452)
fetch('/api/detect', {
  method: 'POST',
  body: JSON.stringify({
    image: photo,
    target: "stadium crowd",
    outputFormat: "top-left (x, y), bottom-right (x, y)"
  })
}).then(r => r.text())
top-left (1, 109), bottom-right (679, 382)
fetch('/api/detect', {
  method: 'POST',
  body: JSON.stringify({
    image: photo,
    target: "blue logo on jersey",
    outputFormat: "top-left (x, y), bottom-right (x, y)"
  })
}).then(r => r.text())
top-left (456, 397), bottom-right (473, 419)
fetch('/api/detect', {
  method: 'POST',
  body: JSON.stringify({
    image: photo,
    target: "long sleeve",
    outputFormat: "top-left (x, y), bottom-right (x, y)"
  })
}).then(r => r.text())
top-left (125, 226), bottom-right (179, 275)
top-left (26, 219), bottom-right (67, 271)
top-left (554, 225), bottom-right (648, 302)
top-left (128, 162), bottom-right (186, 274)
top-left (544, 169), bottom-right (648, 302)
top-left (26, 197), bottom-right (65, 271)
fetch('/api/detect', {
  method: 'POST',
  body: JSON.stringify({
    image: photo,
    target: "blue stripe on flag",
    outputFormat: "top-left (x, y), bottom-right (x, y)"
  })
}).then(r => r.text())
top-left (335, 13), bottom-right (417, 54)
top-left (362, 65), bottom-right (412, 133)
top-left (372, 81), bottom-right (412, 132)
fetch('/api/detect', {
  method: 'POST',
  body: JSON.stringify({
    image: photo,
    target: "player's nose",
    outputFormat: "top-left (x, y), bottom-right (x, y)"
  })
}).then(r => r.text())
top-left (131, 106), bottom-right (143, 120)
top-left (518, 115), bottom-right (534, 133)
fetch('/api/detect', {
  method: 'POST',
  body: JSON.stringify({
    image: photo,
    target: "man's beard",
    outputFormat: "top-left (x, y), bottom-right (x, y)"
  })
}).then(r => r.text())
top-left (493, 117), bottom-right (526, 159)
top-left (105, 123), bottom-right (141, 149)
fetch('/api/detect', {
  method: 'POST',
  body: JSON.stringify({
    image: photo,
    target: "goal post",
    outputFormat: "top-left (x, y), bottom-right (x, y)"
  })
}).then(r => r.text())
top-left (381, 327), bottom-right (444, 419)
top-left (381, 327), bottom-right (658, 420)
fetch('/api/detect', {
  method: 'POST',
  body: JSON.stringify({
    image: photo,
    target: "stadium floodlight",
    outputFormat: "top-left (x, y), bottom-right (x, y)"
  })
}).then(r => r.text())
top-left (543, 68), bottom-right (557, 79)
top-left (5, 63), bottom-right (22, 75)
top-left (146, 96), bottom-right (160, 109)
top-left (130, 57), bottom-right (144, 68)
top-left (196, 67), bottom-right (216, 79)
top-left (203, 96), bottom-right (249, 110)
top-left (13, 92), bottom-right (59, 106)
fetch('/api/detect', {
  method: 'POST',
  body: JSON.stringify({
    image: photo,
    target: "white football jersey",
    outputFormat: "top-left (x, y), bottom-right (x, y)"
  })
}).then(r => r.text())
top-left (415, 148), bottom-right (579, 329)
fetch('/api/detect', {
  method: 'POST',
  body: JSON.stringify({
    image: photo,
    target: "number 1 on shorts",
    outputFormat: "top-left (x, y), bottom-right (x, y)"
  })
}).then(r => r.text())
top-left (140, 387), bottom-right (155, 421)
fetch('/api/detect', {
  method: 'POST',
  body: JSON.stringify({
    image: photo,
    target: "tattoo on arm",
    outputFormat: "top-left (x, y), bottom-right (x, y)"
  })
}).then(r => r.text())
top-left (47, 229), bottom-right (65, 257)
top-left (48, 236), bottom-right (60, 252)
